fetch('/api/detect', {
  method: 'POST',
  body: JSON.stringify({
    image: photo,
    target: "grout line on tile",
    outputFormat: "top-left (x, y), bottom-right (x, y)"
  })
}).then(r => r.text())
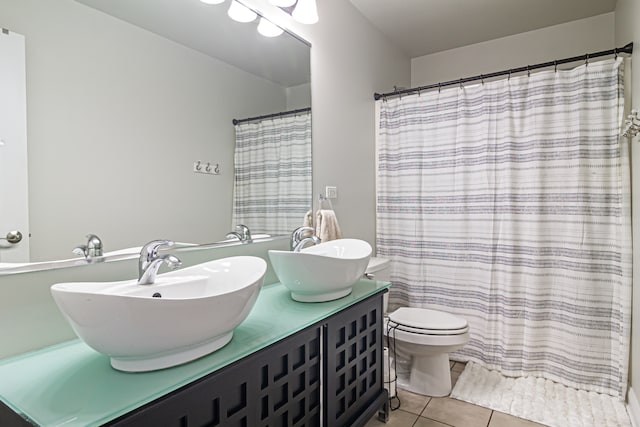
top-left (486, 409), bottom-right (495, 427)
top-left (419, 397), bottom-right (432, 416)
top-left (408, 411), bottom-right (419, 427)
top-left (420, 415), bottom-right (457, 427)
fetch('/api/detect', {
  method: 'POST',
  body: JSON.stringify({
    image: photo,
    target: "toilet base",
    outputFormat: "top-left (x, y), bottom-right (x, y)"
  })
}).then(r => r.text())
top-left (403, 352), bottom-right (452, 397)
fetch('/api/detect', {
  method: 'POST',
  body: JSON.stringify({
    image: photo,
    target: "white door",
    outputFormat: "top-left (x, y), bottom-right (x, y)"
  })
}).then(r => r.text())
top-left (0, 29), bottom-right (30, 263)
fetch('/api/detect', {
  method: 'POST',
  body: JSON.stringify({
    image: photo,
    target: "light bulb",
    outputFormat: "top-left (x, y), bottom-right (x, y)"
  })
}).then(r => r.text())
top-left (227, 0), bottom-right (257, 23)
top-left (257, 18), bottom-right (284, 37)
top-left (200, 0), bottom-right (225, 4)
top-left (269, 0), bottom-right (296, 6)
top-left (291, 0), bottom-right (318, 24)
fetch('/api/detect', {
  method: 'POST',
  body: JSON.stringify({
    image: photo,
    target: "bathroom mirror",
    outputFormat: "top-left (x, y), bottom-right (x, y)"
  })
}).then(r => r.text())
top-left (0, 0), bottom-right (311, 264)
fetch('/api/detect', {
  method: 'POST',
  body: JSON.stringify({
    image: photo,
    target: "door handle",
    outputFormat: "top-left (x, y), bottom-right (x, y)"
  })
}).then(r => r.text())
top-left (1, 230), bottom-right (23, 244)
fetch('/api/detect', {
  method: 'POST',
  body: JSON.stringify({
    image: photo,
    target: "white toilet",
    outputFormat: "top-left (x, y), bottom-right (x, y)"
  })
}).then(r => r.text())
top-left (365, 257), bottom-right (470, 397)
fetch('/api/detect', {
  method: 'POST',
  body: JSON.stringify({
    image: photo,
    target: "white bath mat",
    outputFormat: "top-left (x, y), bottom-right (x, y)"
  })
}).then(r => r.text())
top-left (451, 362), bottom-right (631, 427)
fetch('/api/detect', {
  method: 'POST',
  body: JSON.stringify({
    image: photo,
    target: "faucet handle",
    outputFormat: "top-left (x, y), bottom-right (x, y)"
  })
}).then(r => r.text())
top-left (291, 226), bottom-right (315, 250)
top-left (140, 240), bottom-right (175, 259)
top-left (137, 253), bottom-right (182, 285)
top-left (72, 245), bottom-right (88, 258)
top-left (139, 240), bottom-right (175, 279)
top-left (163, 254), bottom-right (182, 270)
top-left (294, 226), bottom-right (314, 238)
top-left (235, 224), bottom-right (252, 242)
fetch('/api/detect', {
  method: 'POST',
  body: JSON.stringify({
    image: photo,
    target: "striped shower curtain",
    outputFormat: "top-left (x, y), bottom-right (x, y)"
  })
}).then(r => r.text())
top-left (376, 58), bottom-right (631, 398)
top-left (233, 112), bottom-right (312, 235)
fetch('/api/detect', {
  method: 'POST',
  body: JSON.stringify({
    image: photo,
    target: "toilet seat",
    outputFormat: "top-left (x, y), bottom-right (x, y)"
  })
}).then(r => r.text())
top-left (387, 307), bottom-right (469, 336)
top-left (383, 307), bottom-right (470, 397)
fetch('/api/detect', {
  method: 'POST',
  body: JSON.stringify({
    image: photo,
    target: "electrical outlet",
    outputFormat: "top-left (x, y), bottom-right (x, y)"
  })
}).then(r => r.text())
top-left (325, 186), bottom-right (338, 199)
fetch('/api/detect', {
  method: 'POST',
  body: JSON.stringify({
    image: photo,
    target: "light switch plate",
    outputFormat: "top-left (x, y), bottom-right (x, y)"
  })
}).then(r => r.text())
top-left (325, 186), bottom-right (337, 199)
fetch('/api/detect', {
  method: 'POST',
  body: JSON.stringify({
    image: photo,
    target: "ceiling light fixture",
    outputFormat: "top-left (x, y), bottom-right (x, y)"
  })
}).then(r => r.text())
top-left (227, 0), bottom-right (257, 23)
top-left (257, 18), bottom-right (284, 37)
top-left (200, 0), bottom-right (225, 4)
top-left (291, 0), bottom-right (318, 24)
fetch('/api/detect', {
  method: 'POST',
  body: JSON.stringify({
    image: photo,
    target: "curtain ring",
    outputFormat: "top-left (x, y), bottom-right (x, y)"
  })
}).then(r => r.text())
top-left (527, 65), bottom-right (530, 77)
top-left (508, 69), bottom-right (511, 80)
top-left (481, 74), bottom-right (484, 85)
top-left (554, 61), bottom-right (558, 73)
top-left (585, 53), bottom-right (589, 66)
top-left (459, 78), bottom-right (463, 89)
top-left (438, 82), bottom-right (441, 93)
top-left (615, 48), bottom-right (619, 60)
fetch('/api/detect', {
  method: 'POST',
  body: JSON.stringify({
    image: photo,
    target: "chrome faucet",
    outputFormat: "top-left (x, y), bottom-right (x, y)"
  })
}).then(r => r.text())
top-left (226, 224), bottom-right (253, 243)
top-left (290, 226), bottom-right (317, 251)
top-left (72, 234), bottom-right (103, 261)
top-left (137, 240), bottom-right (182, 285)
top-left (293, 235), bottom-right (321, 252)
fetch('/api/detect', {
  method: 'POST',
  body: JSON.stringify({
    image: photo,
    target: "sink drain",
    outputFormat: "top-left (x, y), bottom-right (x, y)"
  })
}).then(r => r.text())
top-left (152, 292), bottom-right (162, 298)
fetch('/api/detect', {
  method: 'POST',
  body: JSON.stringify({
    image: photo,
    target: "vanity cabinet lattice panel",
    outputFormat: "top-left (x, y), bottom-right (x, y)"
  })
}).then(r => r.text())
top-left (108, 326), bottom-right (321, 427)
top-left (324, 295), bottom-right (385, 427)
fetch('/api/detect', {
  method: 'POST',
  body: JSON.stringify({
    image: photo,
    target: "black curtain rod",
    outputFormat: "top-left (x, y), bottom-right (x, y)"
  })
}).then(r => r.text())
top-left (232, 107), bottom-right (311, 125)
top-left (374, 42), bottom-right (633, 101)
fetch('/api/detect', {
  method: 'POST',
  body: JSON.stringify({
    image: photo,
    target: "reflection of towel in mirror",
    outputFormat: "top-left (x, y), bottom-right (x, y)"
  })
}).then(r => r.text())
top-left (316, 209), bottom-right (343, 242)
top-left (304, 210), bottom-right (313, 228)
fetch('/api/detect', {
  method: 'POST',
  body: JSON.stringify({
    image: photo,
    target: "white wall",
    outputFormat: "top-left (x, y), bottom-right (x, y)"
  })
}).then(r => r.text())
top-left (615, 0), bottom-right (640, 411)
top-left (286, 83), bottom-right (312, 110)
top-left (246, 0), bottom-right (411, 249)
top-left (1, 0), bottom-right (287, 262)
top-left (411, 13), bottom-right (615, 87)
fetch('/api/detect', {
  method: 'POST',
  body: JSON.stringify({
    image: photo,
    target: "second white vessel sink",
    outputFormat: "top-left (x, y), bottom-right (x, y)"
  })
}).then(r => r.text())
top-left (268, 238), bottom-right (372, 302)
top-left (51, 256), bottom-right (267, 372)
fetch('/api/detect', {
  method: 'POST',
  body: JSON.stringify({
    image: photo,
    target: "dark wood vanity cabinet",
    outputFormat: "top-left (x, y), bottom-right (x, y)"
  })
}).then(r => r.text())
top-left (0, 291), bottom-right (388, 427)
top-left (107, 292), bottom-right (387, 427)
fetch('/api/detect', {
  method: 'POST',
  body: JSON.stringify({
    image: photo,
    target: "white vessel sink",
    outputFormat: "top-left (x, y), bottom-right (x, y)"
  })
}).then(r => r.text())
top-left (50, 256), bottom-right (267, 372)
top-left (268, 238), bottom-right (372, 302)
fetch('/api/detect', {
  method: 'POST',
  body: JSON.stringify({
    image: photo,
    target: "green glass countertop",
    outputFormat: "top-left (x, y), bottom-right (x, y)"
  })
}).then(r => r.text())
top-left (0, 280), bottom-right (389, 427)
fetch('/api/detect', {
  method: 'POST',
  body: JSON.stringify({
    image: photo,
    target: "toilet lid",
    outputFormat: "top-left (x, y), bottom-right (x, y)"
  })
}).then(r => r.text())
top-left (366, 257), bottom-right (390, 274)
top-left (388, 307), bottom-right (468, 332)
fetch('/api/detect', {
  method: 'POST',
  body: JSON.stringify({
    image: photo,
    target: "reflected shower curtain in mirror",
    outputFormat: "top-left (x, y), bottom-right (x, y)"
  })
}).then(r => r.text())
top-left (376, 58), bottom-right (631, 398)
top-left (233, 112), bottom-right (312, 235)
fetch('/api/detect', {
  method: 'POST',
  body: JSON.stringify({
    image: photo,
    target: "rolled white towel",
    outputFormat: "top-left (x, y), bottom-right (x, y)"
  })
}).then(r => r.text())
top-left (303, 210), bottom-right (314, 227)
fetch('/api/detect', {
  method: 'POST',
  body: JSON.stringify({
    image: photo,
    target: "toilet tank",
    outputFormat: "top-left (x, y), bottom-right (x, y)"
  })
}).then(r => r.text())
top-left (366, 257), bottom-right (391, 282)
top-left (365, 257), bottom-right (391, 312)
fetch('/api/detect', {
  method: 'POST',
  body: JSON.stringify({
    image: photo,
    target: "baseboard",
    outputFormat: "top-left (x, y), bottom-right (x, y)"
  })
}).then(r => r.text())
top-left (628, 387), bottom-right (640, 427)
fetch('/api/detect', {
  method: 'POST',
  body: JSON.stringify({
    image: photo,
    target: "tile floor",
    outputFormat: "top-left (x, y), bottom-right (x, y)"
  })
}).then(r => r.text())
top-left (366, 362), bottom-right (547, 427)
